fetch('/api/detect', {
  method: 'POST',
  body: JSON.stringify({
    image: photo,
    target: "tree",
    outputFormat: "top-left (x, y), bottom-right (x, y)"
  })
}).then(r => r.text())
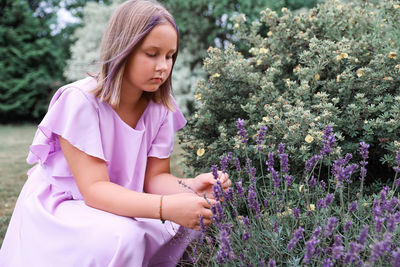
top-left (0, 0), bottom-right (65, 121)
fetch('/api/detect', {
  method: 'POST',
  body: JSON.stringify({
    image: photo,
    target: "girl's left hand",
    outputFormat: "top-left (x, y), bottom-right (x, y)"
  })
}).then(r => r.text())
top-left (191, 171), bottom-right (231, 199)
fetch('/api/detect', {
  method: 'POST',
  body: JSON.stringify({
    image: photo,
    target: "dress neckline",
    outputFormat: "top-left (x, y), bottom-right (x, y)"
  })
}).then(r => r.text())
top-left (106, 99), bottom-right (152, 133)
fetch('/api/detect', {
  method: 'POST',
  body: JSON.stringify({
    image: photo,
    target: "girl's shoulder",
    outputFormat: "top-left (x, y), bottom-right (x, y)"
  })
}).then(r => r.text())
top-left (53, 77), bottom-right (100, 109)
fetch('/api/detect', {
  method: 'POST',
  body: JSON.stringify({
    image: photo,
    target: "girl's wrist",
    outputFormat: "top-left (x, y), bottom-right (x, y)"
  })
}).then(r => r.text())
top-left (178, 178), bottom-right (197, 193)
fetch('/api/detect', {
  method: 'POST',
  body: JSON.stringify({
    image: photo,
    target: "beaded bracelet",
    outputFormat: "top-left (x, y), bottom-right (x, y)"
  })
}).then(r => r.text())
top-left (159, 195), bottom-right (165, 224)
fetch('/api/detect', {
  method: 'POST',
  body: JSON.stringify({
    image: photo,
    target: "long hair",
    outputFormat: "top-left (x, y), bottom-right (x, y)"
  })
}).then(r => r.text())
top-left (91, 0), bottom-right (178, 110)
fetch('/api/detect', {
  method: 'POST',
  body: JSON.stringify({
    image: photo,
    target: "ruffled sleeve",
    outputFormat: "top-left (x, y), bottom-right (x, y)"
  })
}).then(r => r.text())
top-left (27, 87), bottom-right (107, 166)
top-left (147, 97), bottom-right (186, 159)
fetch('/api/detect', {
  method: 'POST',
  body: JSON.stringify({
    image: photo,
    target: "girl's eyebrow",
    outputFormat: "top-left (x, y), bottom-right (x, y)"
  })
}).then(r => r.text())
top-left (144, 45), bottom-right (177, 53)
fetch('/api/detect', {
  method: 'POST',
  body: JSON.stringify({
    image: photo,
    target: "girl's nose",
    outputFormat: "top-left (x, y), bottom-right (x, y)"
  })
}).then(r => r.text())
top-left (156, 57), bottom-right (168, 72)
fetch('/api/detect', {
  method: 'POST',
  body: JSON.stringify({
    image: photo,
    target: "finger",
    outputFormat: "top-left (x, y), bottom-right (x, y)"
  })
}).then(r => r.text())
top-left (202, 209), bottom-right (213, 219)
top-left (202, 218), bottom-right (213, 226)
top-left (203, 199), bottom-right (216, 208)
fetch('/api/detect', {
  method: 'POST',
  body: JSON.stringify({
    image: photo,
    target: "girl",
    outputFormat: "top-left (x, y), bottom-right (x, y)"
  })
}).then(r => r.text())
top-left (0, 0), bottom-right (231, 266)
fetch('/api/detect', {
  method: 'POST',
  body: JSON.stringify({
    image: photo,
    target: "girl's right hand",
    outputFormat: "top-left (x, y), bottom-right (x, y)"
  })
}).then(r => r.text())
top-left (162, 193), bottom-right (215, 230)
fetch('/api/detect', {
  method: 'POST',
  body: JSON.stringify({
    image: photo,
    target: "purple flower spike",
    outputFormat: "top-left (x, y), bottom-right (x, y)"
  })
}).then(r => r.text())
top-left (236, 118), bottom-right (248, 143)
top-left (268, 259), bottom-right (276, 267)
top-left (348, 201), bottom-right (358, 213)
top-left (393, 248), bottom-right (400, 267)
top-left (220, 152), bottom-right (232, 173)
top-left (216, 223), bottom-right (234, 264)
top-left (358, 225), bottom-right (369, 246)
top-left (248, 184), bottom-right (261, 216)
top-left (344, 220), bottom-right (352, 232)
top-left (211, 165), bottom-right (219, 180)
top-left (288, 227), bottom-right (304, 251)
top-left (320, 125), bottom-right (336, 157)
top-left (257, 125), bottom-right (268, 151)
top-left (233, 157), bottom-right (241, 172)
top-left (324, 217), bottom-right (338, 237)
top-left (293, 207), bottom-right (300, 219)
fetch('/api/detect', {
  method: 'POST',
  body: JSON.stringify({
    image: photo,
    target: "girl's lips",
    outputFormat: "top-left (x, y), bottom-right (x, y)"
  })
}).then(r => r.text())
top-left (151, 78), bottom-right (163, 83)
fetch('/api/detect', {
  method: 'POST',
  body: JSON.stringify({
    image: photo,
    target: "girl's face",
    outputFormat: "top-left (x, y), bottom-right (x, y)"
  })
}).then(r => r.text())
top-left (122, 23), bottom-right (177, 95)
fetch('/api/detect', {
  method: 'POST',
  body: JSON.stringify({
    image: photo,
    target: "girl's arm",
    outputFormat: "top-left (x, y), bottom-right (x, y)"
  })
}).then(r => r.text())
top-left (58, 136), bottom-right (214, 229)
top-left (144, 157), bottom-right (232, 197)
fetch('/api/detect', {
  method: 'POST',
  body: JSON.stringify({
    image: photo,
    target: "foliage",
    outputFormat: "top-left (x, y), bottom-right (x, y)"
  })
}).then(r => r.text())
top-left (0, 0), bottom-right (109, 122)
top-left (64, 0), bottom-right (122, 81)
top-left (179, 0), bottom-right (400, 184)
top-left (0, 0), bottom-right (65, 121)
top-left (65, 0), bottom-right (320, 115)
top-left (181, 124), bottom-right (400, 266)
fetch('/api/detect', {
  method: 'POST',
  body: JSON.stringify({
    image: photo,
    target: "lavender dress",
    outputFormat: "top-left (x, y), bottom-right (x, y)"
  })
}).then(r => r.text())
top-left (0, 77), bottom-right (198, 266)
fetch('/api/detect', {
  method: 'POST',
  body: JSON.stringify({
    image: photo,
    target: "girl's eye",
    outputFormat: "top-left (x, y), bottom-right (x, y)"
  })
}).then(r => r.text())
top-left (166, 55), bottom-right (173, 60)
top-left (146, 53), bottom-right (156, 57)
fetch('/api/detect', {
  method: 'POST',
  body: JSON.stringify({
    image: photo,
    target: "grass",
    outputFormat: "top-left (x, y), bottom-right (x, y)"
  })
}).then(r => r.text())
top-left (0, 124), bottom-right (185, 248)
top-left (0, 124), bottom-right (36, 246)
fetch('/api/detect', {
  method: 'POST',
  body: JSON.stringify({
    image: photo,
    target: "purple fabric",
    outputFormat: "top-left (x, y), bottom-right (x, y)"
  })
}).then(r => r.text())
top-left (0, 77), bottom-right (196, 266)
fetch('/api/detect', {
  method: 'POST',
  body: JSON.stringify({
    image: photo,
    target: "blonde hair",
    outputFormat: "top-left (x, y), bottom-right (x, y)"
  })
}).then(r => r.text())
top-left (91, 0), bottom-right (178, 110)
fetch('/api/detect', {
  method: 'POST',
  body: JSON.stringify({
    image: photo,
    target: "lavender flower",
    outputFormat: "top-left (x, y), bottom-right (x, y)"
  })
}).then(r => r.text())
top-left (394, 150), bottom-right (400, 173)
top-left (344, 220), bottom-right (352, 232)
top-left (332, 235), bottom-right (344, 261)
top-left (268, 259), bottom-right (276, 267)
top-left (344, 242), bottom-right (362, 264)
top-left (293, 207), bottom-right (300, 219)
top-left (266, 153), bottom-right (274, 172)
top-left (272, 169), bottom-right (281, 189)
top-left (235, 178), bottom-right (245, 197)
top-left (304, 237), bottom-right (320, 264)
top-left (257, 125), bottom-right (268, 151)
top-left (358, 225), bottom-right (369, 246)
top-left (216, 223), bottom-right (234, 264)
top-left (212, 181), bottom-right (222, 201)
top-left (331, 156), bottom-right (358, 188)
top-left (393, 248), bottom-right (400, 267)
top-left (323, 258), bottom-right (334, 267)
top-left (274, 220), bottom-right (278, 233)
top-left (324, 217), bottom-right (338, 237)
top-left (220, 152), bottom-right (232, 173)
top-left (348, 201), bottom-right (358, 213)
top-left (288, 227), bottom-right (304, 251)
top-left (369, 234), bottom-right (392, 263)
top-left (242, 216), bottom-right (251, 241)
top-left (211, 165), bottom-right (219, 180)
top-left (248, 184), bottom-right (260, 216)
top-left (320, 125), bottom-right (336, 156)
top-left (305, 154), bottom-right (323, 172)
top-left (284, 175), bottom-right (293, 187)
top-left (236, 118), bottom-right (248, 143)
top-left (278, 143), bottom-right (290, 173)
top-left (234, 157), bottom-right (241, 172)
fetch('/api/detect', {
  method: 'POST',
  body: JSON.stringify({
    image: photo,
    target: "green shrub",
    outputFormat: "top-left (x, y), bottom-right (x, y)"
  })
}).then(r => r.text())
top-left (179, 0), bottom-right (400, 185)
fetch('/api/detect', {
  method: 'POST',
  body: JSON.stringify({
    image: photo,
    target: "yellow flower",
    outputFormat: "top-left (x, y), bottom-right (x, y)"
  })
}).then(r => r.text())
top-left (305, 134), bottom-right (314, 143)
top-left (336, 74), bottom-right (342, 82)
top-left (233, 23), bottom-right (239, 29)
top-left (309, 204), bottom-right (315, 211)
top-left (299, 184), bottom-right (304, 192)
top-left (194, 93), bottom-right (202, 100)
top-left (389, 52), bottom-right (397, 59)
top-left (256, 59), bottom-right (263, 65)
top-left (394, 4), bottom-right (400, 9)
top-left (194, 113), bottom-right (199, 119)
top-left (212, 73), bottom-right (221, 79)
top-left (267, 31), bottom-right (273, 37)
top-left (196, 148), bottom-right (205, 157)
top-left (259, 48), bottom-right (268, 54)
top-left (357, 69), bottom-right (363, 78)
top-left (281, 7), bottom-right (288, 12)
top-left (336, 52), bottom-right (348, 61)
top-left (315, 74), bottom-right (320, 80)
